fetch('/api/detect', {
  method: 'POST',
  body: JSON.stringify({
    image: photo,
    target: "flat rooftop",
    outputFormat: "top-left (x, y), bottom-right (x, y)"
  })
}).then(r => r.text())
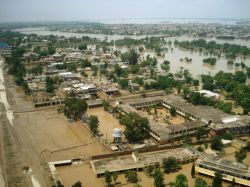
top-left (162, 95), bottom-right (230, 123)
top-left (196, 155), bottom-right (250, 178)
top-left (91, 147), bottom-right (199, 175)
top-left (118, 104), bottom-right (207, 141)
top-left (211, 115), bottom-right (250, 130)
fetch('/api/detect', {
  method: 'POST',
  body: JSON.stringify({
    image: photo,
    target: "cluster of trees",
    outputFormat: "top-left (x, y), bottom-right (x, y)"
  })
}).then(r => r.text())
top-left (145, 75), bottom-right (182, 92)
top-left (115, 37), bottom-right (144, 47)
top-left (200, 71), bottom-right (250, 114)
top-left (29, 64), bottom-right (43, 75)
top-left (175, 39), bottom-right (250, 59)
top-left (6, 48), bottom-right (31, 94)
top-left (140, 55), bottom-right (158, 68)
top-left (161, 60), bottom-right (170, 72)
top-left (211, 135), bottom-right (248, 162)
top-left (80, 59), bottom-right (92, 68)
top-left (0, 31), bottom-right (24, 46)
top-left (203, 58), bottom-right (217, 65)
top-left (163, 157), bottom-right (181, 173)
top-left (188, 92), bottom-right (232, 114)
top-left (104, 171), bottom-right (118, 186)
top-left (34, 44), bottom-right (55, 57)
top-left (121, 48), bottom-right (139, 65)
top-left (64, 97), bottom-right (88, 120)
top-left (56, 62), bottom-right (77, 72)
top-left (119, 112), bottom-right (150, 143)
top-left (118, 78), bottom-right (129, 89)
top-left (46, 77), bottom-right (55, 93)
top-left (87, 115), bottom-right (99, 135)
top-left (78, 43), bottom-right (87, 50)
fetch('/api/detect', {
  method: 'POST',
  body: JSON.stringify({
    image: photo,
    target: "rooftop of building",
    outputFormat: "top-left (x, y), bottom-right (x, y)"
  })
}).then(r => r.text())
top-left (196, 155), bottom-right (250, 178)
top-left (162, 95), bottom-right (230, 123)
top-left (91, 147), bottom-right (199, 175)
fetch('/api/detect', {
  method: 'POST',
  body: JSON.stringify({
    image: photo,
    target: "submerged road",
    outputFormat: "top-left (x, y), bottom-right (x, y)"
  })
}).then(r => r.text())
top-left (0, 55), bottom-right (44, 187)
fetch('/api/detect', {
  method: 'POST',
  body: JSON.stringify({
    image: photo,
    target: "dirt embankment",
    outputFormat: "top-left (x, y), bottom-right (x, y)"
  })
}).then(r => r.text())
top-left (0, 103), bottom-right (30, 187)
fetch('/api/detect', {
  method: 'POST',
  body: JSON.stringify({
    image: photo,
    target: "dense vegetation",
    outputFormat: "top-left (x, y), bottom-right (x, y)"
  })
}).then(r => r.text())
top-left (120, 112), bottom-right (150, 143)
top-left (64, 97), bottom-right (88, 120)
top-left (175, 39), bottom-right (250, 59)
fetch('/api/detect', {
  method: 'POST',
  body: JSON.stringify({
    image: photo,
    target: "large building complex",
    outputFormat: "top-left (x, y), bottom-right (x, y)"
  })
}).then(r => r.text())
top-left (118, 95), bottom-right (250, 143)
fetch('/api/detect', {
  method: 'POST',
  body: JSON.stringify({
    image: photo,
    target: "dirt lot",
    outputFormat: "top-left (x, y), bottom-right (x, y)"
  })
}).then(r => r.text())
top-left (141, 107), bottom-right (186, 125)
top-left (87, 107), bottom-right (125, 144)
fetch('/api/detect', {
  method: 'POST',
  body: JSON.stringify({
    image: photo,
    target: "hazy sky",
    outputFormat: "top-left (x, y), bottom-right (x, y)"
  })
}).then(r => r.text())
top-left (0, 0), bottom-right (250, 22)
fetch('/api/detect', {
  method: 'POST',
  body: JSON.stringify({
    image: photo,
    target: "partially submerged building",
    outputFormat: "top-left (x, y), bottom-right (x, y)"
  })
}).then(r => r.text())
top-left (91, 147), bottom-right (199, 177)
top-left (117, 94), bottom-right (249, 143)
top-left (195, 155), bottom-right (250, 186)
top-left (210, 115), bottom-right (250, 136)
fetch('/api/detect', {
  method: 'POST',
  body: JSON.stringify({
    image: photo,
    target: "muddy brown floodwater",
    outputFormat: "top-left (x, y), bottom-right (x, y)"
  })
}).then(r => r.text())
top-left (87, 107), bottom-right (125, 144)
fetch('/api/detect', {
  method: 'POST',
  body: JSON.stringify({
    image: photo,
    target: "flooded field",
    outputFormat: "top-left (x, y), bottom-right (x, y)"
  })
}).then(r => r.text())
top-left (57, 161), bottom-right (232, 187)
top-left (14, 110), bottom-right (109, 161)
top-left (87, 107), bottom-right (125, 144)
top-left (15, 27), bottom-right (250, 77)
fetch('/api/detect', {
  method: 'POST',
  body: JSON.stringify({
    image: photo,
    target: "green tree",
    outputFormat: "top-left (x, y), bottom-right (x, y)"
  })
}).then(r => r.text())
top-left (162, 157), bottom-right (180, 173)
top-left (118, 79), bottom-right (129, 89)
top-left (235, 146), bottom-right (247, 162)
top-left (129, 48), bottom-right (138, 65)
top-left (112, 172), bottom-right (118, 184)
top-left (191, 163), bottom-right (195, 178)
top-left (72, 181), bottom-right (82, 187)
top-left (153, 168), bottom-right (165, 187)
top-left (104, 171), bottom-right (112, 186)
top-left (175, 173), bottom-right (188, 187)
top-left (64, 97), bottom-right (88, 120)
top-left (102, 100), bottom-right (110, 111)
top-left (170, 107), bottom-right (177, 117)
top-left (81, 59), bottom-right (92, 68)
top-left (46, 77), bottom-right (55, 93)
top-left (230, 178), bottom-right (236, 187)
top-left (121, 112), bottom-right (150, 143)
top-left (195, 178), bottom-right (207, 187)
top-left (211, 136), bottom-right (223, 151)
top-left (222, 132), bottom-right (234, 140)
top-left (125, 171), bottom-right (138, 183)
top-left (212, 172), bottom-right (222, 187)
top-left (195, 127), bottom-right (207, 141)
top-left (88, 115), bottom-right (99, 135)
top-left (78, 43), bottom-right (87, 50)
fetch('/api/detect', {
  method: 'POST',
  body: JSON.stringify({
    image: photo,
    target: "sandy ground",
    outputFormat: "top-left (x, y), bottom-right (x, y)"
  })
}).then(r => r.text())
top-left (87, 107), bottom-right (125, 144)
top-left (141, 108), bottom-right (186, 125)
